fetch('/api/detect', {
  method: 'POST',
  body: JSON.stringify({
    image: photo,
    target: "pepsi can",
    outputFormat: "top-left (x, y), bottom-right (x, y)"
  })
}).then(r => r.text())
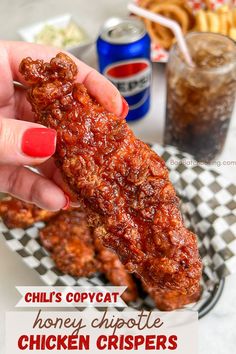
top-left (97, 17), bottom-right (151, 121)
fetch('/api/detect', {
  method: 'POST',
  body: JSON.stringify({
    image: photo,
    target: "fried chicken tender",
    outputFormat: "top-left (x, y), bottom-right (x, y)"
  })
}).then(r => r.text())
top-left (39, 211), bottom-right (98, 277)
top-left (0, 197), bottom-right (56, 228)
top-left (93, 233), bottom-right (138, 302)
top-left (20, 53), bottom-right (202, 309)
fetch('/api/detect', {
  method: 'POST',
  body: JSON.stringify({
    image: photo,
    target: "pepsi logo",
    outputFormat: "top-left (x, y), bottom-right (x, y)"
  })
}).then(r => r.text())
top-left (106, 61), bottom-right (149, 78)
top-left (104, 59), bottom-right (151, 97)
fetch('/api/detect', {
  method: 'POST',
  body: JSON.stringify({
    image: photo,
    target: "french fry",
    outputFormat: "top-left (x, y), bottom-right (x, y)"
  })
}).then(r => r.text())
top-left (227, 10), bottom-right (234, 28)
top-left (219, 13), bottom-right (228, 35)
top-left (196, 10), bottom-right (208, 32)
top-left (206, 11), bottom-right (220, 33)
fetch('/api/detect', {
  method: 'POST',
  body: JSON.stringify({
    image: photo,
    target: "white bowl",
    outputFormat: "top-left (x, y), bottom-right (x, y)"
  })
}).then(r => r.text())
top-left (18, 14), bottom-right (93, 58)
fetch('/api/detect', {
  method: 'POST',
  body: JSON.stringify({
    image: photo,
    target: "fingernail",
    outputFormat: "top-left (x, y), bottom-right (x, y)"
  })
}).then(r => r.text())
top-left (62, 194), bottom-right (70, 210)
top-left (120, 97), bottom-right (129, 119)
top-left (22, 128), bottom-right (57, 158)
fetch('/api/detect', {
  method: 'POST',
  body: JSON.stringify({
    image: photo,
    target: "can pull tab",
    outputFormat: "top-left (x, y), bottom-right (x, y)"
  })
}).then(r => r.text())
top-left (109, 24), bottom-right (140, 40)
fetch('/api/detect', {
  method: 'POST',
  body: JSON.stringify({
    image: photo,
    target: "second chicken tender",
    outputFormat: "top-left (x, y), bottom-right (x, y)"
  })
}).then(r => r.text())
top-left (0, 197), bottom-right (57, 229)
top-left (39, 211), bottom-right (98, 277)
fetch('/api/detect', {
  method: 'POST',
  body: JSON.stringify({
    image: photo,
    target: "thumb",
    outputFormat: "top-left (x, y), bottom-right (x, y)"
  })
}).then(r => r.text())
top-left (0, 117), bottom-right (56, 165)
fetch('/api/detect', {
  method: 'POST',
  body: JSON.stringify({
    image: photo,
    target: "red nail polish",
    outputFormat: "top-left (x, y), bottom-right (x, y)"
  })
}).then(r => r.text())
top-left (120, 97), bottom-right (129, 119)
top-left (62, 195), bottom-right (70, 210)
top-left (22, 128), bottom-right (56, 158)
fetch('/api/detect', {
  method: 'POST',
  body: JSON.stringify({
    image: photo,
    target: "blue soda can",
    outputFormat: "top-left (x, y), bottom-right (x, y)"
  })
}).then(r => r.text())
top-left (96, 17), bottom-right (151, 121)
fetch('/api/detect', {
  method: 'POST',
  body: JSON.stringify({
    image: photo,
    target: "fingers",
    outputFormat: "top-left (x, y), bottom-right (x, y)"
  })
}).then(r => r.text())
top-left (82, 69), bottom-right (128, 118)
top-left (0, 165), bottom-right (67, 210)
top-left (0, 117), bottom-right (56, 165)
top-left (14, 86), bottom-right (35, 122)
top-left (2, 40), bottom-right (127, 118)
top-left (38, 159), bottom-right (80, 203)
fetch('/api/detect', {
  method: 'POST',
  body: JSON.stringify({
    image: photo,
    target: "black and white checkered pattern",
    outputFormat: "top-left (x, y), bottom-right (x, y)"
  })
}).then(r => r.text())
top-left (1, 143), bottom-right (235, 312)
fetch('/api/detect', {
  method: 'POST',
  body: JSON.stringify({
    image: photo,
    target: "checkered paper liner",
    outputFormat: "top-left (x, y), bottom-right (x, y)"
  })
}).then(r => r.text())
top-left (134, 0), bottom-right (236, 62)
top-left (1, 143), bottom-right (235, 313)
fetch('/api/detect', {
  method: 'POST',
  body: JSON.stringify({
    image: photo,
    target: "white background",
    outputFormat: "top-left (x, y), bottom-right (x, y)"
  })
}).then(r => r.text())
top-left (0, 0), bottom-right (236, 353)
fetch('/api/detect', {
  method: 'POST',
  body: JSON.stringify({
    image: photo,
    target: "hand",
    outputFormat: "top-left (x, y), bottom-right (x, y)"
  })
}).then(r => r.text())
top-left (0, 41), bottom-right (128, 210)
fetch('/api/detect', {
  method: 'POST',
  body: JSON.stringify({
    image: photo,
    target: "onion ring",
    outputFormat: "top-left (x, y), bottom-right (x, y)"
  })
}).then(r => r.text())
top-left (144, 18), bottom-right (172, 48)
top-left (138, 0), bottom-right (195, 50)
top-left (151, 4), bottom-right (189, 32)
